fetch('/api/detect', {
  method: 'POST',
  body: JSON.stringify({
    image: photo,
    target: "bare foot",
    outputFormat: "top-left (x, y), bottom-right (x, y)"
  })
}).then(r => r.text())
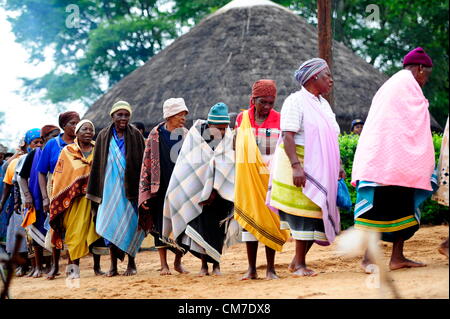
top-left (15, 267), bottom-right (26, 277)
top-left (212, 265), bottom-right (222, 276)
top-left (174, 263), bottom-right (189, 274)
top-left (288, 258), bottom-right (296, 273)
top-left (198, 267), bottom-right (209, 277)
top-left (438, 244), bottom-right (449, 258)
top-left (389, 258), bottom-right (426, 271)
top-left (160, 266), bottom-right (172, 276)
top-left (292, 267), bottom-right (317, 277)
top-left (26, 267), bottom-right (35, 277)
top-left (106, 269), bottom-right (119, 277)
top-left (123, 267), bottom-right (137, 276)
top-left (46, 267), bottom-right (59, 280)
top-left (32, 268), bottom-right (44, 278)
top-left (94, 268), bottom-right (106, 276)
top-left (361, 258), bottom-right (375, 274)
top-left (438, 246), bottom-right (449, 258)
top-left (266, 269), bottom-right (280, 280)
top-left (241, 270), bottom-right (258, 280)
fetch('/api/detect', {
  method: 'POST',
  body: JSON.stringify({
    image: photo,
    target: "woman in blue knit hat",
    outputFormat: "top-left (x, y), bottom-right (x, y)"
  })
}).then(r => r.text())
top-left (162, 102), bottom-right (235, 276)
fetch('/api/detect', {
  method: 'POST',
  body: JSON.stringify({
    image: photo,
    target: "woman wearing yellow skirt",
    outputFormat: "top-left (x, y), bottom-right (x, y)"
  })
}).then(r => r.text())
top-left (50, 120), bottom-right (104, 277)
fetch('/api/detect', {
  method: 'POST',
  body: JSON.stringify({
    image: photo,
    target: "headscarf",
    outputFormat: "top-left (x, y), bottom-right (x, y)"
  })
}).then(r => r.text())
top-left (41, 125), bottom-right (60, 138)
top-left (59, 111), bottom-right (80, 129)
top-left (110, 101), bottom-right (132, 117)
top-left (403, 47), bottom-right (433, 67)
top-left (24, 128), bottom-right (41, 145)
top-left (294, 58), bottom-right (329, 86)
top-left (75, 119), bottom-right (95, 135)
top-left (251, 79), bottom-right (277, 99)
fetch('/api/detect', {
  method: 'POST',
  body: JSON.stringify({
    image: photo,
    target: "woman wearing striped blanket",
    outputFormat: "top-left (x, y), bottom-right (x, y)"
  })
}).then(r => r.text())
top-left (162, 102), bottom-right (235, 276)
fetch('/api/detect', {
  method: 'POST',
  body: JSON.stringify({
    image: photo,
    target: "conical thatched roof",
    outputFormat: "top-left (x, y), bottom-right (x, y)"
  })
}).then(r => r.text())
top-left (84, 0), bottom-right (440, 132)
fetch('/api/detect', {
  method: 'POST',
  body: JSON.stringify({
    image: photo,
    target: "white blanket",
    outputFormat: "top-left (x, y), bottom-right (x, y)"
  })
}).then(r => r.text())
top-left (162, 120), bottom-right (235, 242)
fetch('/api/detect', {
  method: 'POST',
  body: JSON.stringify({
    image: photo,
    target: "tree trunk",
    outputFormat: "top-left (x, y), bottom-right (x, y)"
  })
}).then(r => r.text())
top-left (317, 0), bottom-right (334, 109)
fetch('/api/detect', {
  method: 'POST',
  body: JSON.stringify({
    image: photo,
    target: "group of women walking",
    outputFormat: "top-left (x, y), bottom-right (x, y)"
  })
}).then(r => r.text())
top-left (0, 46), bottom-right (448, 282)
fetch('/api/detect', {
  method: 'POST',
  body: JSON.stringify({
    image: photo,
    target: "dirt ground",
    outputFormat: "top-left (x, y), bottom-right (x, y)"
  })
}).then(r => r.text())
top-left (8, 224), bottom-right (449, 299)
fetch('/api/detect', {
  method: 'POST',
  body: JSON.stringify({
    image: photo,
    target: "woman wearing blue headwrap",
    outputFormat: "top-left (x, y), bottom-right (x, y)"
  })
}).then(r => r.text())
top-left (24, 129), bottom-right (42, 152)
top-left (0, 129), bottom-right (42, 276)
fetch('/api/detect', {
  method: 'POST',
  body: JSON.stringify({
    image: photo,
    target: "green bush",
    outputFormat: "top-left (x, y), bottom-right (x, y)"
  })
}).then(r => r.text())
top-left (338, 132), bottom-right (448, 230)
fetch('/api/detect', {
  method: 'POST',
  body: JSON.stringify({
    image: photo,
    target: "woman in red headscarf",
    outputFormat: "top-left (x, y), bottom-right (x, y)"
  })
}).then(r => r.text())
top-left (234, 79), bottom-right (289, 280)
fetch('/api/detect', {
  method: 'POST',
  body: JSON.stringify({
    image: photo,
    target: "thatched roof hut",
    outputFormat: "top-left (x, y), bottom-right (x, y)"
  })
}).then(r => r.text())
top-left (84, 0), bottom-right (440, 132)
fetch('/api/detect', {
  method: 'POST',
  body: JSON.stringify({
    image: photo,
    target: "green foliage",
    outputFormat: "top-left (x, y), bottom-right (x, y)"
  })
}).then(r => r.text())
top-left (338, 133), bottom-right (448, 230)
top-left (3, 0), bottom-right (177, 104)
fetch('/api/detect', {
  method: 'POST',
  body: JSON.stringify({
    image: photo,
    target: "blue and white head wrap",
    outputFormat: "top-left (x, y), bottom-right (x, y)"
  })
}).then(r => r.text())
top-left (294, 58), bottom-right (329, 86)
top-left (24, 128), bottom-right (41, 145)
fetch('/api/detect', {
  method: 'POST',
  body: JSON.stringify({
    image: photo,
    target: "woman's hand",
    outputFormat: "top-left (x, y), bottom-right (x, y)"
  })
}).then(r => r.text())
top-left (339, 165), bottom-right (346, 180)
top-left (24, 192), bottom-right (34, 210)
top-left (42, 197), bottom-right (50, 212)
top-left (292, 163), bottom-right (306, 188)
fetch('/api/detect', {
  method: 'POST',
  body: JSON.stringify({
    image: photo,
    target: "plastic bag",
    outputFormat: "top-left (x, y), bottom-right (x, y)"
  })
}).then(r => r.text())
top-left (337, 178), bottom-right (352, 211)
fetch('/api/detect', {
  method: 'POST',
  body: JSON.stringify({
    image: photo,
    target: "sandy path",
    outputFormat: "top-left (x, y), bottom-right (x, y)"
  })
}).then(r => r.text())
top-left (8, 225), bottom-right (448, 299)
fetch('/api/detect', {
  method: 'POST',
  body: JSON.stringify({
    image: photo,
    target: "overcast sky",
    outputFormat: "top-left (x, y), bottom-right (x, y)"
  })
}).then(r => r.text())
top-left (0, 7), bottom-right (86, 151)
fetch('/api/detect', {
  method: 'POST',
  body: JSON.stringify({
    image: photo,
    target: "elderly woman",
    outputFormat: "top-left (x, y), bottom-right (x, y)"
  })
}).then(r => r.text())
top-left (268, 58), bottom-right (344, 277)
top-left (87, 101), bottom-right (145, 277)
top-left (49, 120), bottom-right (104, 277)
top-left (17, 125), bottom-right (60, 277)
top-left (0, 129), bottom-right (43, 276)
top-left (234, 79), bottom-right (289, 280)
top-left (352, 47), bottom-right (435, 271)
top-left (162, 102), bottom-right (235, 276)
top-left (139, 98), bottom-right (189, 276)
top-left (37, 111), bottom-right (80, 279)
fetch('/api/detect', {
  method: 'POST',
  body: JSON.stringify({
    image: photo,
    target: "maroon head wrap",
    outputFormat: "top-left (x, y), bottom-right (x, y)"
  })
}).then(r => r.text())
top-left (58, 111), bottom-right (80, 129)
top-left (403, 47), bottom-right (433, 67)
top-left (41, 125), bottom-right (61, 138)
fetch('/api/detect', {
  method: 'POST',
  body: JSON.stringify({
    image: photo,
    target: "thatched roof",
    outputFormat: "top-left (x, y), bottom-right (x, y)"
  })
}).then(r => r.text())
top-left (84, 0), bottom-right (440, 132)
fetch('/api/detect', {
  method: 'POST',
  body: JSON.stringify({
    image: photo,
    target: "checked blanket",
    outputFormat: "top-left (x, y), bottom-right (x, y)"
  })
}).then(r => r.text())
top-left (162, 120), bottom-right (235, 245)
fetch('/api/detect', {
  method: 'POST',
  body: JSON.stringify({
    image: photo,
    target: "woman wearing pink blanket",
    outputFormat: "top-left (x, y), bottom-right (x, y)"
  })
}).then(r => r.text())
top-left (351, 47), bottom-right (435, 271)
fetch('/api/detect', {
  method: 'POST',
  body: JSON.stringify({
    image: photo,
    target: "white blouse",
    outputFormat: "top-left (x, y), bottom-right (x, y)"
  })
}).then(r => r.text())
top-left (280, 88), bottom-right (340, 145)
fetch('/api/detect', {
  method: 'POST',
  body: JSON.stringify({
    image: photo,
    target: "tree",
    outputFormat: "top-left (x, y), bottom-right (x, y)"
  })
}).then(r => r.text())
top-left (2, 0), bottom-right (448, 126)
top-left (3, 0), bottom-right (178, 104)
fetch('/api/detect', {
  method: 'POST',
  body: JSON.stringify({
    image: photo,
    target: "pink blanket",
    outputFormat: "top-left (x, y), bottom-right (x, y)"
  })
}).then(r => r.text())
top-left (302, 92), bottom-right (341, 245)
top-left (267, 89), bottom-right (341, 245)
top-left (351, 70), bottom-right (435, 191)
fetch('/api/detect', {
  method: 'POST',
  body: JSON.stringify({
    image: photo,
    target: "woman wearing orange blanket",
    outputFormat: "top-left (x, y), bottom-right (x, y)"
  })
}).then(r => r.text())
top-left (50, 120), bottom-right (104, 277)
